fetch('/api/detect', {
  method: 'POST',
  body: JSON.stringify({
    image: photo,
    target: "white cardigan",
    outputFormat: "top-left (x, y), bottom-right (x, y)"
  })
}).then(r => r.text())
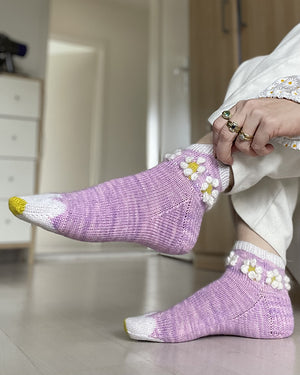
top-left (208, 23), bottom-right (300, 150)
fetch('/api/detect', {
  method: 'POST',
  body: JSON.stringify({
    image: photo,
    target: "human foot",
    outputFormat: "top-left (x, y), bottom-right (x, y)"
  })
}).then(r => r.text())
top-left (9, 144), bottom-right (229, 255)
top-left (124, 241), bottom-right (293, 342)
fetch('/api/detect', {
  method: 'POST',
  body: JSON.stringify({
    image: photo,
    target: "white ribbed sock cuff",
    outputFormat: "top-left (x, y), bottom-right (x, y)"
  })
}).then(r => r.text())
top-left (234, 240), bottom-right (286, 269)
top-left (187, 144), bottom-right (230, 191)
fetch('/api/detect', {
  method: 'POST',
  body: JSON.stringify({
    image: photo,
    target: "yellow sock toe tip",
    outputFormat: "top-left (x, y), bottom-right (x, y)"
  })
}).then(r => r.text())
top-left (123, 319), bottom-right (129, 335)
top-left (8, 197), bottom-right (27, 216)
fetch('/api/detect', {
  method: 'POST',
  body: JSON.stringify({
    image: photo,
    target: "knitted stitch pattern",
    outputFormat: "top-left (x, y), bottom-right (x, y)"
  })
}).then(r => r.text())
top-left (124, 248), bottom-right (294, 342)
top-left (9, 145), bottom-right (229, 255)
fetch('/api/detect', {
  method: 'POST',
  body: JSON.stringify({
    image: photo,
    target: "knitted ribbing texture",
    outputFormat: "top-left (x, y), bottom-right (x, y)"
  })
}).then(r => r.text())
top-left (8, 145), bottom-right (229, 255)
top-left (124, 245), bottom-right (294, 342)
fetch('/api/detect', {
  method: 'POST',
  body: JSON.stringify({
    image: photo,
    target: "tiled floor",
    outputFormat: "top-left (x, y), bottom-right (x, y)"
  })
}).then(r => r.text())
top-left (0, 246), bottom-right (299, 375)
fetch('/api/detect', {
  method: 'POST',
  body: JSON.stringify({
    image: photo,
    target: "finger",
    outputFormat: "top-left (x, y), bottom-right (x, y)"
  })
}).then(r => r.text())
top-left (234, 114), bottom-right (260, 156)
top-left (212, 117), bottom-right (225, 154)
top-left (250, 121), bottom-right (275, 156)
top-left (216, 111), bottom-right (246, 165)
top-left (213, 106), bottom-right (237, 157)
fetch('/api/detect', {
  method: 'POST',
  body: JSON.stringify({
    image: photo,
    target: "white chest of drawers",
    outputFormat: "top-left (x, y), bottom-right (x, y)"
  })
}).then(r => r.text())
top-left (0, 75), bottom-right (42, 262)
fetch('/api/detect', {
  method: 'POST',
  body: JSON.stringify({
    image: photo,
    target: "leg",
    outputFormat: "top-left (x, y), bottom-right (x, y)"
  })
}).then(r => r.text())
top-left (236, 215), bottom-right (279, 255)
top-left (8, 133), bottom-right (230, 255)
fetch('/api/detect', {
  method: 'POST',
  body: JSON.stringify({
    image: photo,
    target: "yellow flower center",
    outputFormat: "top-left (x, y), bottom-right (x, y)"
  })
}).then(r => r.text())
top-left (187, 162), bottom-right (199, 179)
top-left (201, 183), bottom-right (213, 195)
top-left (188, 162), bottom-right (199, 173)
top-left (248, 265), bottom-right (256, 273)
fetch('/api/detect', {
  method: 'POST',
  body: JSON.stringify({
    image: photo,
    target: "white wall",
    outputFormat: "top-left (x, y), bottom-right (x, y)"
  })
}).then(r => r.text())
top-left (35, 0), bottom-right (149, 251)
top-left (0, 0), bottom-right (49, 78)
top-left (49, 0), bottom-right (149, 181)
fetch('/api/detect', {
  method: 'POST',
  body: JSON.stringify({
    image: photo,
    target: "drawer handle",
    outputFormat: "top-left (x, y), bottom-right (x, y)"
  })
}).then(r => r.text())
top-left (5, 219), bottom-right (11, 225)
top-left (14, 94), bottom-right (21, 101)
top-left (11, 134), bottom-right (18, 141)
top-left (8, 176), bottom-right (15, 182)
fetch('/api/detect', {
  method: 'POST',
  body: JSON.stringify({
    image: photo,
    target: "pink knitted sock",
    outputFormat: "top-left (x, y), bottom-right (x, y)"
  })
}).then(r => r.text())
top-left (124, 241), bottom-right (294, 342)
top-left (8, 144), bottom-right (229, 255)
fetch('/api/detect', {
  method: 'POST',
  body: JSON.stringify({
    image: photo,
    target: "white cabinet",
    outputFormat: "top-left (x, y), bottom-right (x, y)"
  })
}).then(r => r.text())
top-left (0, 75), bottom-right (42, 262)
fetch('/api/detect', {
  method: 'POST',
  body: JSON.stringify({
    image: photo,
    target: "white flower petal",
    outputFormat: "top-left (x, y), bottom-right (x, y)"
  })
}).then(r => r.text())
top-left (256, 266), bottom-right (263, 275)
top-left (190, 173), bottom-right (198, 181)
top-left (197, 166), bottom-right (206, 173)
top-left (284, 275), bottom-right (290, 283)
top-left (180, 162), bottom-right (188, 169)
top-left (248, 271), bottom-right (256, 280)
top-left (206, 176), bottom-right (213, 184)
top-left (184, 168), bottom-right (193, 176)
top-left (241, 265), bottom-right (249, 274)
top-left (255, 273), bottom-right (262, 282)
top-left (197, 156), bottom-right (206, 164)
top-left (272, 280), bottom-right (279, 289)
top-left (201, 182), bottom-right (208, 190)
top-left (285, 283), bottom-right (291, 291)
top-left (211, 190), bottom-right (219, 199)
top-left (202, 192), bottom-right (209, 203)
top-left (212, 178), bottom-right (219, 187)
top-left (266, 277), bottom-right (272, 285)
top-left (185, 156), bottom-right (193, 163)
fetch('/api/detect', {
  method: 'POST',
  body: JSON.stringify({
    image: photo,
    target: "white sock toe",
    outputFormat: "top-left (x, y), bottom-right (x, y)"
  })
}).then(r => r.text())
top-left (124, 314), bottom-right (163, 342)
top-left (9, 194), bottom-right (66, 232)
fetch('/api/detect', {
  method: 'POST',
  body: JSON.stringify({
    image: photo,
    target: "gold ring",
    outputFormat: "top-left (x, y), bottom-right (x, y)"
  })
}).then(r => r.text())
top-left (238, 131), bottom-right (254, 141)
top-left (226, 120), bottom-right (241, 134)
top-left (222, 110), bottom-right (231, 120)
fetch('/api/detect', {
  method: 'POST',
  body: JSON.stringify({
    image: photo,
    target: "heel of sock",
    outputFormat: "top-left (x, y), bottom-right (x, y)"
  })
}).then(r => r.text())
top-left (262, 291), bottom-right (294, 338)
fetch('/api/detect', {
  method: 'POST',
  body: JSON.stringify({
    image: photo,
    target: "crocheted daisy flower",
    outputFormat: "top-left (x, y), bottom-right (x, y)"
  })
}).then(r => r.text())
top-left (164, 149), bottom-right (182, 161)
top-left (284, 275), bottom-right (291, 291)
top-left (241, 259), bottom-right (263, 281)
top-left (266, 269), bottom-right (283, 290)
top-left (200, 176), bottom-right (219, 208)
top-left (285, 77), bottom-right (298, 87)
top-left (226, 251), bottom-right (239, 266)
top-left (180, 156), bottom-right (206, 181)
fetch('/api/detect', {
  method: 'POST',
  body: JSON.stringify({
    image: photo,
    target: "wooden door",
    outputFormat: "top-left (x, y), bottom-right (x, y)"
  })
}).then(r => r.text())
top-left (189, 0), bottom-right (239, 142)
top-left (240, 0), bottom-right (300, 61)
top-left (189, 0), bottom-right (239, 270)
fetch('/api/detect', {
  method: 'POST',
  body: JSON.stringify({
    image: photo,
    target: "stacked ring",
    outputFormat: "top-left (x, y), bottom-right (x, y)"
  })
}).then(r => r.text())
top-left (226, 120), bottom-right (241, 134)
top-left (222, 110), bottom-right (231, 120)
top-left (239, 131), bottom-right (254, 141)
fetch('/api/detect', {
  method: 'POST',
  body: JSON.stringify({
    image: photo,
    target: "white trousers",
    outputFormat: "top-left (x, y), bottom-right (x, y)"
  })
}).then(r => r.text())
top-left (229, 143), bottom-right (299, 263)
top-left (209, 24), bottom-right (300, 263)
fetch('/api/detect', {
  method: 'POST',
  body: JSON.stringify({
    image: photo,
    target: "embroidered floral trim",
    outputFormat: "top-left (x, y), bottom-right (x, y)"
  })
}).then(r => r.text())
top-left (226, 254), bottom-right (291, 291)
top-left (258, 75), bottom-right (300, 151)
top-left (200, 176), bottom-right (219, 208)
top-left (226, 251), bottom-right (239, 266)
top-left (164, 149), bottom-right (182, 161)
top-left (266, 269), bottom-right (283, 290)
top-left (180, 156), bottom-right (206, 181)
top-left (240, 259), bottom-right (263, 281)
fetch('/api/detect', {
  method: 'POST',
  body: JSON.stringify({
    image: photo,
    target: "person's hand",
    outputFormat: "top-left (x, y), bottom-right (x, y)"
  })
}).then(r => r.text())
top-left (212, 97), bottom-right (300, 165)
